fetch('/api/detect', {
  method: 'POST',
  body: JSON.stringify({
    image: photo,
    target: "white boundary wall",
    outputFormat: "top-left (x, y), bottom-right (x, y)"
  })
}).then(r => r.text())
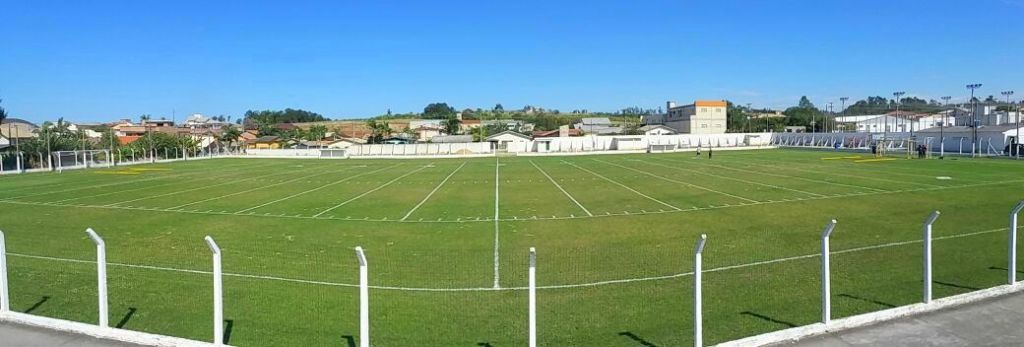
top-left (0, 311), bottom-right (219, 347)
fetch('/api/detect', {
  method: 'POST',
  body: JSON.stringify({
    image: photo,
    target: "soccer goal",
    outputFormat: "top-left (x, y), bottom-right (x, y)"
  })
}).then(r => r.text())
top-left (53, 150), bottom-right (113, 171)
top-left (319, 149), bottom-right (348, 158)
top-left (647, 144), bottom-right (677, 153)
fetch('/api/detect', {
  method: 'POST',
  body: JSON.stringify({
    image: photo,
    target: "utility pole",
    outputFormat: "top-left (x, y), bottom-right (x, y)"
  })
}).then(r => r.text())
top-left (746, 103), bottom-right (752, 132)
top-left (940, 96), bottom-right (951, 158)
top-left (967, 83), bottom-right (982, 157)
top-left (827, 102), bottom-right (834, 133)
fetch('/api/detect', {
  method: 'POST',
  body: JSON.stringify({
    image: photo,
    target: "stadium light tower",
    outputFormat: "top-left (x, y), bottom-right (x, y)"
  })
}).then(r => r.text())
top-left (891, 92), bottom-right (905, 141)
top-left (940, 96), bottom-right (952, 157)
top-left (839, 97), bottom-right (849, 132)
top-left (967, 83), bottom-right (982, 157)
top-left (827, 102), bottom-right (834, 133)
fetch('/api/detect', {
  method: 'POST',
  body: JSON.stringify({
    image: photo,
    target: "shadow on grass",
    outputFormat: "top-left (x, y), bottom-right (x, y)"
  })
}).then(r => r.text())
top-left (223, 319), bottom-right (234, 345)
top-left (618, 331), bottom-right (658, 346)
top-left (934, 280), bottom-right (980, 291)
top-left (115, 307), bottom-right (136, 328)
top-left (24, 296), bottom-right (49, 314)
top-left (988, 266), bottom-right (1024, 274)
top-left (740, 311), bottom-right (798, 328)
top-left (341, 335), bottom-right (356, 347)
top-left (838, 293), bottom-right (897, 308)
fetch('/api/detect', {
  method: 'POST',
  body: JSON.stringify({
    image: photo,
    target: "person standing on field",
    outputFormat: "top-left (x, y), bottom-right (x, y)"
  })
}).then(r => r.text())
top-left (708, 147), bottom-right (713, 159)
top-left (695, 145), bottom-right (701, 159)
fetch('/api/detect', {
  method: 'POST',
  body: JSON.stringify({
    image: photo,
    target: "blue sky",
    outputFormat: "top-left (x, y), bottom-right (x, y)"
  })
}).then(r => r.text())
top-left (2, 0), bottom-right (1023, 123)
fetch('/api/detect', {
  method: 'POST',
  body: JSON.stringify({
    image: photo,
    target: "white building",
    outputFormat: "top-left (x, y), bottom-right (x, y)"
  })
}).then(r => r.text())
top-left (485, 130), bottom-right (531, 151)
top-left (917, 124), bottom-right (1024, 154)
top-left (646, 100), bottom-right (727, 134)
top-left (639, 124), bottom-right (676, 136)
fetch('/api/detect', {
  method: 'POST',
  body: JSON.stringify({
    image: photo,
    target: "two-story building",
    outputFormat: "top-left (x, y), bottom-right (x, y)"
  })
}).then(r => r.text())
top-left (646, 100), bottom-right (728, 134)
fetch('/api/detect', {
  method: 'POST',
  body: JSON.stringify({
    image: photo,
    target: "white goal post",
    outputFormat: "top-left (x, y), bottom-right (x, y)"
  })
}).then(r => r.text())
top-left (319, 149), bottom-right (348, 158)
top-left (52, 150), bottom-right (114, 171)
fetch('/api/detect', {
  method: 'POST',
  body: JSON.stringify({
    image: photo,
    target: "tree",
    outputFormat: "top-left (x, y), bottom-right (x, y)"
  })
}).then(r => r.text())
top-left (494, 103), bottom-right (504, 112)
top-left (306, 124), bottom-right (328, 141)
top-left (0, 98), bottom-right (7, 125)
top-left (365, 119), bottom-right (391, 144)
top-left (243, 109), bottom-right (328, 125)
top-left (139, 114), bottom-right (151, 122)
top-left (798, 96), bottom-right (816, 109)
top-left (219, 126), bottom-right (242, 150)
top-left (423, 102), bottom-right (456, 119)
top-left (442, 117), bottom-right (461, 135)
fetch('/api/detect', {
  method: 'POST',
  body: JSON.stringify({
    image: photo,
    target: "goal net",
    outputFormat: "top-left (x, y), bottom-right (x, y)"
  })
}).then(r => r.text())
top-left (319, 149), bottom-right (347, 158)
top-left (53, 150), bottom-right (113, 170)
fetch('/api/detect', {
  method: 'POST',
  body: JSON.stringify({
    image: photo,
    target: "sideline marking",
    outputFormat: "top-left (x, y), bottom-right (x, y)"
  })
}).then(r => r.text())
top-left (400, 162), bottom-right (466, 221)
top-left (565, 161), bottom-right (682, 211)
top-left (8, 226), bottom-right (1012, 292)
top-left (166, 165), bottom-right (357, 210)
top-left (655, 156), bottom-right (887, 193)
top-left (237, 164), bottom-right (397, 214)
top-left (530, 160), bottom-right (593, 216)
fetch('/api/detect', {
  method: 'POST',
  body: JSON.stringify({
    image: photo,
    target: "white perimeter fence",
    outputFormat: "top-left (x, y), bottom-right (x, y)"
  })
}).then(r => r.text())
top-left (772, 132), bottom-right (1022, 158)
top-left (2, 201), bottom-right (1023, 346)
top-left (0, 149), bottom-right (241, 175)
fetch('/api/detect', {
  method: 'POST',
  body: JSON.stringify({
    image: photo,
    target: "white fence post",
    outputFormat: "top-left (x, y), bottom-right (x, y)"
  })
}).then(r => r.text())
top-left (529, 247), bottom-right (537, 347)
top-left (355, 246), bottom-right (369, 347)
top-left (1011, 201), bottom-right (1024, 284)
top-left (923, 211), bottom-right (940, 304)
top-left (694, 234), bottom-right (707, 347)
top-left (85, 228), bottom-right (108, 327)
top-left (204, 236), bottom-right (223, 346)
top-left (820, 219), bottom-right (837, 325)
top-left (0, 230), bottom-right (8, 312)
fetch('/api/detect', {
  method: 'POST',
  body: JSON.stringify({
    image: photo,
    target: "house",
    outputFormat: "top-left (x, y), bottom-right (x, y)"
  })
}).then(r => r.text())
top-left (409, 119), bottom-right (445, 129)
top-left (638, 125), bottom-right (676, 136)
top-left (413, 126), bottom-right (444, 142)
top-left (532, 126), bottom-right (582, 138)
top-left (142, 119), bottom-right (175, 127)
top-left (275, 123), bottom-right (298, 132)
top-left (482, 120), bottom-right (523, 131)
top-left (183, 114), bottom-right (228, 129)
top-left (573, 118), bottom-right (620, 135)
top-left (0, 119), bottom-right (39, 144)
top-left (459, 119), bottom-right (482, 132)
top-left (485, 130), bottom-right (531, 150)
top-left (326, 138), bottom-right (367, 149)
top-left (382, 137), bottom-right (411, 145)
top-left (0, 134), bottom-right (9, 150)
top-left (247, 136), bottom-right (283, 149)
top-left (784, 126), bottom-right (806, 133)
top-left (647, 100), bottom-right (728, 134)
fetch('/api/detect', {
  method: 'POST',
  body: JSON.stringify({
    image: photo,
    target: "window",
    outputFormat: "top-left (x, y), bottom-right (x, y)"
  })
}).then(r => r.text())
top-left (701, 124), bottom-right (708, 128)
top-left (700, 108), bottom-right (708, 112)
top-left (715, 124), bottom-right (722, 127)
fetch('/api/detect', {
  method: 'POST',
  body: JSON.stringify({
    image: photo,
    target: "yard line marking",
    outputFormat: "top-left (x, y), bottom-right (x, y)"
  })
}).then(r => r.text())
top-left (0, 161), bottom-right (258, 201)
top-left (167, 165), bottom-right (360, 210)
top-left (400, 162), bottom-right (466, 221)
top-left (493, 156), bottom-right (501, 289)
top-left (105, 165), bottom-right (306, 207)
top-left (530, 160), bottom-right (593, 216)
top-left (314, 163), bottom-right (435, 218)
top-left (8, 226), bottom-right (1013, 292)
top-left (726, 156), bottom-right (943, 188)
top-left (591, 159), bottom-right (758, 204)
top-left (631, 158), bottom-right (825, 198)
top-left (564, 161), bottom-right (683, 211)
top-left (56, 162), bottom-right (275, 205)
top-left (237, 164), bottom-right (399, 214)
top-left (654, 157), bottom-right (887, 193)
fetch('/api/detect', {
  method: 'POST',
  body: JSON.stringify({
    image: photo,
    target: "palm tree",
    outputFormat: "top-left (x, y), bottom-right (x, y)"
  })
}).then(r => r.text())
top-left (219, 126), bottom-right (242, 152)
top-left (0, 98), bottom-right (7, 125)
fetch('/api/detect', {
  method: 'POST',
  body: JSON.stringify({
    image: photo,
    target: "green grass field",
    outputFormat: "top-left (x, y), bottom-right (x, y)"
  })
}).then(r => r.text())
top-left (0, 149), bottom-right (1022, 346)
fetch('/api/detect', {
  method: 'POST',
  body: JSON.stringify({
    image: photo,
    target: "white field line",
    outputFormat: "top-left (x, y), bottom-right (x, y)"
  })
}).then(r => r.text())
top-left (0, 161), bottom-right (257, 202)
top-left (654, 156), bottom-right (887, 193)
top-left (731, 156), bottom-right (944, 188)
top-left (167, 165), bottom-right (361, 210)
top-left (565, 160), bottom-right (683, 211)
top-left (399, 162), bottom-right (466, 221)
top-left (627, 158), bottom-right (825, 198)
top-left (530, 160), bottom-right (593, 216)
top-left (48, 162), bottom-right (266, 204)
top-left (493, 156), bottom-right (501, 289)
top-left (97, 163), bottom-right (288, 206)
top-left (8, 226), bottom-right (1013, 292)
top-left (313, 163), bottom-right (434, 218)
top-left (2, 178), bottom-right (1022, 224)
top-left (591, 159), bottom-right (758, 204)
top-left (237, 164), bottom-right (399, 214)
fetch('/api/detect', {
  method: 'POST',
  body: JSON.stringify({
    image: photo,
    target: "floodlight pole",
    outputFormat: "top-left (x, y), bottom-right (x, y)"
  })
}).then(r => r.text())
top-left (922, 211), bottom-right (940, 303)
top-left (0, 230), bottom-right (9, 312)
top-left (820, 219), bottom-right (837, 324)
top-left (693, 234), bottom-right (707, 347)
top-left (1010, 201), bottom-right (1024, 284)
top-left (355, 246), bottom-right (370, 347)
top-left (528, 247), bottom-right (537, 347)
top-left (204, 236), bottom-right (223, 346)
top-left (85, 228), bottom-right (108, 327)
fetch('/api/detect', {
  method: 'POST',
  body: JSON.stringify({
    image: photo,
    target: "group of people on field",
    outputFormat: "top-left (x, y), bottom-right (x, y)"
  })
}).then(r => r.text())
top-left (695, 145), bottom-right (712, 159)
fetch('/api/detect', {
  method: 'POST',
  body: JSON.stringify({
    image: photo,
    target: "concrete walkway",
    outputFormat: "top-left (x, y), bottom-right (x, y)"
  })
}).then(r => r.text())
top-left (0, 322), bottom-right (144, 347)
top-left (778, 291), bottom-right (1024, 346)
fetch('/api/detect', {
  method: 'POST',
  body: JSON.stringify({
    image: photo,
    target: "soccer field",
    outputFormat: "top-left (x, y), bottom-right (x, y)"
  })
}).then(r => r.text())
top-left (0, 149), bottom-right (1022, 346)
